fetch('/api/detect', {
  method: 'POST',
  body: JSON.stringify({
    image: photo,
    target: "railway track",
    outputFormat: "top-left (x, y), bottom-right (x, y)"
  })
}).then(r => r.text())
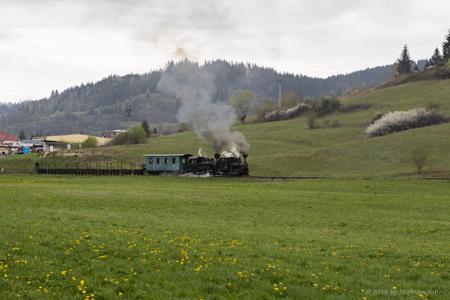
top-left (248, 176), bottom-right (330, 180)
top-left (36, 167), bottom-right (329, 179)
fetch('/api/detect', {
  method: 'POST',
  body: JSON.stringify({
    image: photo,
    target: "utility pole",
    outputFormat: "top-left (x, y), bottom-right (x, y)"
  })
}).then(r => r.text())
top-left (125, 108), bottom-right (132, 144)
top-left (125, 108), bottom-right (132, 125)
top-left (277, 79), bottom-right (282, 107)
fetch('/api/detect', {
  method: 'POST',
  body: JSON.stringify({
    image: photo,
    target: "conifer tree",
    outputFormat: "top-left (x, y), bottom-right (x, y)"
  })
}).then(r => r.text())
top-left (18, 129), bottom-right (26, 140)
top-left (430, 48), bottom-right (444, 67)
top-left (442, 29), bottom-right (450, 63)
top-left (397, 45), bottom-right (413, 74)
top-left (141, 119), bottom-right (151, 137)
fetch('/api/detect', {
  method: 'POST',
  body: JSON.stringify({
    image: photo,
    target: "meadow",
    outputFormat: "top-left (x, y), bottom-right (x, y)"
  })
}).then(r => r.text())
top-left (0, 175), bottom-right (449, 299)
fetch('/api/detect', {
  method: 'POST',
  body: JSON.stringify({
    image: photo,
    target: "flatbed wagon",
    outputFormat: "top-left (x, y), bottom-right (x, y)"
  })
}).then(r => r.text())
top-left (35, 166), bottom-right (145, 176)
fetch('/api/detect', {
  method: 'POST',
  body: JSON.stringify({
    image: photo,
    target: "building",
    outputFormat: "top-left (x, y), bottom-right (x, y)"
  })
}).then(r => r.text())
top-left (0, 144), bottom-right (15, 156)
top-left (33, 134), bottom-right (111, 152)
top-left (20, 140), bottom-right (46, 153)
top-left (102, 129), bottom-right (127, 138)
top-left (0, 131), bottom-right (18, 144)
top-left (0, 131), bottom-right (19, 156)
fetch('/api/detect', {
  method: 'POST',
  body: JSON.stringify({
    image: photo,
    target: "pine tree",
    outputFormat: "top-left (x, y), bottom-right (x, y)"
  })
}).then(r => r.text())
top-left (141, 119), bottom-right (150, 137)
top-left (397, 45), bottom-right (413, 74)
top-left (18, 129), bottom-right (26, 140)
top-left (443, 29), bottom-right (450, 63)
top-left (50, 89), bottom-right (59, 99)
top-left (430, 48), bottom-right (443, 67)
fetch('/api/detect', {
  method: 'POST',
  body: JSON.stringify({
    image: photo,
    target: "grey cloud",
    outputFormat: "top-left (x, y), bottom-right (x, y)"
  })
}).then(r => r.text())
top-left (0, 30), bottom-right (18, 43)
top-left (0, 0), bottom-right (449, 102)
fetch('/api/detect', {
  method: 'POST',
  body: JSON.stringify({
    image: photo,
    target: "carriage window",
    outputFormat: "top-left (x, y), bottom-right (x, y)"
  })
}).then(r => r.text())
top-left (172, 157), bottom-right (176, 164)
top-left (164, 158), bottom-right (169, 164)
top-left (149, 158), bottom-right (153, 164)
top-left (156, 158), bottom-right (160, 164)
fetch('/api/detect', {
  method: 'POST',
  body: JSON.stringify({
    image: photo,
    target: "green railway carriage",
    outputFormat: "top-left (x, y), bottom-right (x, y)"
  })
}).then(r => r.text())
top-left (143, 154), bottom-right (191, 174)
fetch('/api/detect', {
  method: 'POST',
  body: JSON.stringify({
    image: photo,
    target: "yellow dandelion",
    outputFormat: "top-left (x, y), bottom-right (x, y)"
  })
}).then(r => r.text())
top-left (194, 265), bottom-right (202, 272)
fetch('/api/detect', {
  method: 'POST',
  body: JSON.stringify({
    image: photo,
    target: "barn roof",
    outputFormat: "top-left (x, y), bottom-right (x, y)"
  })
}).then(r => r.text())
top-left (34, 134), bottom-right (110, 146)
top-left (0, 131), bottom-right (18, 142)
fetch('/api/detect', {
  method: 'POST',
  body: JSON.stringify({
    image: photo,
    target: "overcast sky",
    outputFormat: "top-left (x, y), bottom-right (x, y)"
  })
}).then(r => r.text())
top-left (0, 0), bottom-right (449, 102)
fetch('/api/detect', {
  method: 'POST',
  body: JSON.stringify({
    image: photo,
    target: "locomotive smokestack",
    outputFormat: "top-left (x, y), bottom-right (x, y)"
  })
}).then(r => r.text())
top-left (214, 153), bottom-right (220, 160)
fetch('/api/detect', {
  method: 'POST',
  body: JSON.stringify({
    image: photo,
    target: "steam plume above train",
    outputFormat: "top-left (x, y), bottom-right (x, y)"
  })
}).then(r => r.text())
top-left (157, 60), bottom-right (249, 156)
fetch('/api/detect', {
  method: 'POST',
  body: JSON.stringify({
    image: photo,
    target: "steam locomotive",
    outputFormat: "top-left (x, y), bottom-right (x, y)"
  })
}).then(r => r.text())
top-left (144, 153), bottom-right (249, 176)
top-left (186, 153), bottom-right (249, 176)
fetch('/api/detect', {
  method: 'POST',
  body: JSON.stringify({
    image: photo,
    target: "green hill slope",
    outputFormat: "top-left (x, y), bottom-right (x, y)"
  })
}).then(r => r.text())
top-left (2, 79), bottom-right (450, 177)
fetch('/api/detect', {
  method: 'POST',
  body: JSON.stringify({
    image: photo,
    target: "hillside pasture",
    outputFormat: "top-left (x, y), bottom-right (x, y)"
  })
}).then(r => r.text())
top-left (1, 79), bottom-right (450, 177)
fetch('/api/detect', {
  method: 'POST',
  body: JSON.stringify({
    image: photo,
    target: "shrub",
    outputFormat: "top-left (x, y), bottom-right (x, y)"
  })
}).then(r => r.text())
top-left (281, 91), bottom-right (301, 108)
top-left (262, 103), bottom-right (309, 122)
top-left (369, 112), bottom-right (385, 125)
top-left (331, 120), bottom-right (341, 128)
top-left (128, 126), bottom-right (147, 144)
top-left (339, 102), bottom-right (372, 113)
top-left (314, 97), bottom-right (341, 116)
top-left (81, 136), bottom-right (97, 148)
top-left (258, 96), bottom-right (341, 123)
top-left (178, 122), bottom-right (190, 132)
top-left (306, 114), bottom-right (317, 129)
top-left (255, 100), bottom-right (277, 121)
top-left (109, 126), bottom-right (147, 146)
top-left (366, 107), bottom-right (448, 137)
top-left (109, 132), bottom-right (128, 146)
top-left (411, 148), bottom-right (428, 174)
top-left (321, 120), bottom-right (341, 128)
top-left (425, 102), bottom-right (440, 111)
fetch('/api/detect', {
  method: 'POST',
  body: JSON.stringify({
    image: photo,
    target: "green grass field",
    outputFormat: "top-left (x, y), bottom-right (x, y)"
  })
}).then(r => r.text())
top-left (0, 175), bottom-right (449, 299)
top-left (2, 79), bottom-right (450, 177)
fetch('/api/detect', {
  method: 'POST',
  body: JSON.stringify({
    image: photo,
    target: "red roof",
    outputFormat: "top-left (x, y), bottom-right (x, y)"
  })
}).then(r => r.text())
top-left (0, 131), bottom-right (18, 142)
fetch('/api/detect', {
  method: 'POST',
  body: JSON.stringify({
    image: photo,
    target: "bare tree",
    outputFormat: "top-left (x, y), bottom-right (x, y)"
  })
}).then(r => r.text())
top-left (412, 148), bottom-right (428, 175)
top-left (306, 113), bottom-right (317, 129)
top-left (229, 90), bottom-right (255, 123)
top-left (281, 91), bottom-right (301, 108)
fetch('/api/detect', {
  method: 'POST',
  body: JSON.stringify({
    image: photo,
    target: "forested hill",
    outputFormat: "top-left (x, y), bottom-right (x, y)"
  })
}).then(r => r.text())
top-left (0, 60), bottom-right (393, 136)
